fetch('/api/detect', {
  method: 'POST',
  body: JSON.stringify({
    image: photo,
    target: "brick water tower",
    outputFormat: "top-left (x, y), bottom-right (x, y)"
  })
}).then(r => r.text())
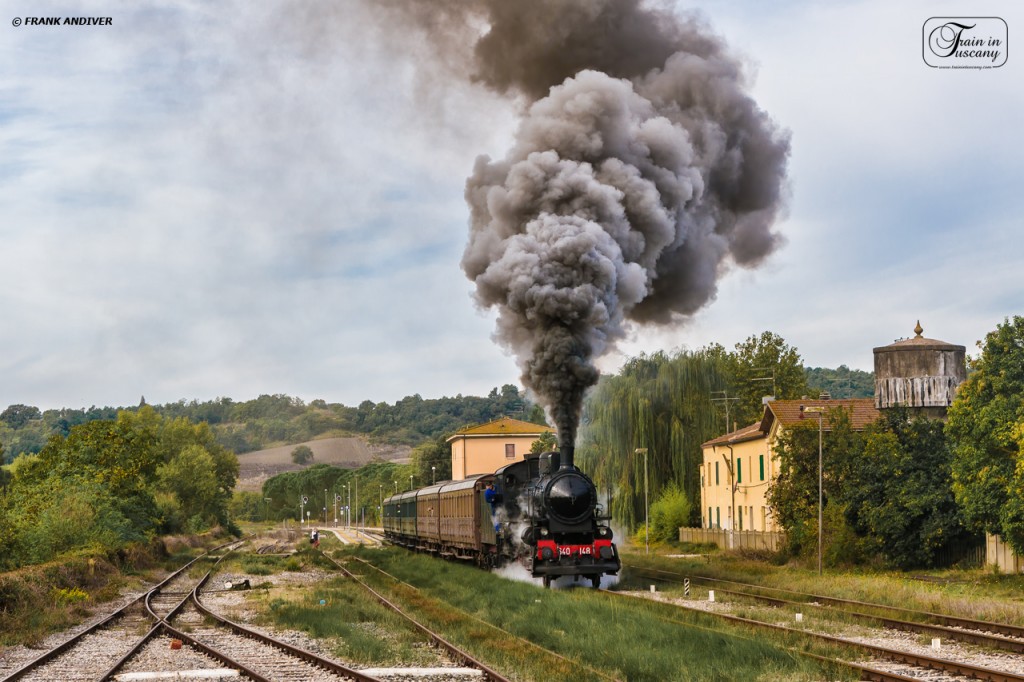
top-left (873, 321), bottom-right (967, 419)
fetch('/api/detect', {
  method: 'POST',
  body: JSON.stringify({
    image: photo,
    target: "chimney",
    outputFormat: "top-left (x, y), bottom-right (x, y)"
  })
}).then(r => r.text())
top-left (559, 440), bottom-right (575, 470)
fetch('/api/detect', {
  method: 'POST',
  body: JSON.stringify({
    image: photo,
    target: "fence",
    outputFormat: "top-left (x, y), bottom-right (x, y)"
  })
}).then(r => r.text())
top-left (678, 527), bottom-right (785, 552)
top-left (987, 533), bottom-right (1024, 573)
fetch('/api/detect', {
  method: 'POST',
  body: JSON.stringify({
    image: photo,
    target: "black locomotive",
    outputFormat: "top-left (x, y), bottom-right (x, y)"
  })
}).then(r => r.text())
top-left (383, 445), bottom-right (619, 588)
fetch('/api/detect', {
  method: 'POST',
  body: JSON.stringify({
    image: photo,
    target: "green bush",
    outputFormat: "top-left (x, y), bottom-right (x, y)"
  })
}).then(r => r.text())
top-left (649, 483), bottom-right (691, 543)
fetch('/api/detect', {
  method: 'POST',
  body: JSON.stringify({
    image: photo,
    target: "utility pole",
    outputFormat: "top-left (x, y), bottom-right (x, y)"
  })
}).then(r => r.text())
top-left (717, 445), bottom-right (737, 547)
top-left (801, 405), bottom-right (825, 576)
top-left (635, 448), bottom-right (649, 555)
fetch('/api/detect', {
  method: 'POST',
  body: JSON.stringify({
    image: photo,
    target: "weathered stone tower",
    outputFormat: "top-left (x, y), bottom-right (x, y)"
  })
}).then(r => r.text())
top-left (873, 321), bottom-right (967, 419)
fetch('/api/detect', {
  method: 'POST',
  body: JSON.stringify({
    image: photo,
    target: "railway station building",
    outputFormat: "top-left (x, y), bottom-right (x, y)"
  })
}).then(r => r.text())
top-left (699, 399), bottom-right (880, 533)
top-left (447, 417), bottom-right (554, 481)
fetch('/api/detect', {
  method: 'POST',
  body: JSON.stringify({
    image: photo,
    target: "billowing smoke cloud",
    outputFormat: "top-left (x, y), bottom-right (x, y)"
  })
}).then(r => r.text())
top-left (378, 0), bottom-right (790, 446)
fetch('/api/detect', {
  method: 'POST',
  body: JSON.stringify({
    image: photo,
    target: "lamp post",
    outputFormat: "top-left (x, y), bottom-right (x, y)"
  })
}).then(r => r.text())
top-left (432, 466), bottom-right (436, 485)
top-left (635, 448), bottom-right (649, 555)
top-left (409, 474), bottom-right (414, 491)
top-left (264, 497), bottom-right (272, 523)
top-left (347, 484), bottom-right (352, 528)
top-left (393, 480), bottom-right (398, 494)
top-left (801, 405), bottom-right (825, 576)
top-left (334, 493), bottom-right (340, 527)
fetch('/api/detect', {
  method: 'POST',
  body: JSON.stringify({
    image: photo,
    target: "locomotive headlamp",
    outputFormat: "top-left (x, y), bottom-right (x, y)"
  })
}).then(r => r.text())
top-left (540, 528), bottom-right (549, 537)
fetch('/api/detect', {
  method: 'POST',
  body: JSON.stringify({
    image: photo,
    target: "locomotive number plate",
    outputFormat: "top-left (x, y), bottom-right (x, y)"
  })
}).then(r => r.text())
top-left (558, 546), bottom-right (593, 556)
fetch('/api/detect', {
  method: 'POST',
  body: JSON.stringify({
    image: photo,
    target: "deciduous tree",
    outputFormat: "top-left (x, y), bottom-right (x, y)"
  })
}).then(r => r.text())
top-left (839, 409), bottom-right (971, 568)
top-left (291, 445), bottom-right (314, 465)
top-left (947, 316), bottom-right (1024, 552)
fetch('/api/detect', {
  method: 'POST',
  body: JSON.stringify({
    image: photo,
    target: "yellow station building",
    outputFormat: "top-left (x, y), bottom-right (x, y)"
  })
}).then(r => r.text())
top-left (700, 398), bottom-right (880, 532)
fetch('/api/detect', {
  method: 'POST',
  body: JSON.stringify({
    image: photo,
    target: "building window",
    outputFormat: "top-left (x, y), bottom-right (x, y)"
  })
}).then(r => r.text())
top-left (715, 461), bottom-right (719, 486)
top-left (761, 507), bottom-right (766, 531)
top-left (750, 506), bottom-right (754, 530)
top-left (738, 506), bottom-right (743, 530)
top-left (759, 454), bottom-right (765, 481)
top-left (737, 457), bottom-right (742, 484)
top-left (505, 444), bottom-right (515, 459)
top-left (708, 506), bottom-right (712, 528)
top-left (715, 507), bottom-right (720, 528)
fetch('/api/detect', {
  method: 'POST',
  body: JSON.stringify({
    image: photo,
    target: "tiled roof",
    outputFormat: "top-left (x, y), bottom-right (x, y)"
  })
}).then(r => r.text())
top-left (447, 417), bottom-right (553, 439)
top-left (701, 422), bottom-right (765, 448)
top-left (760, 399), bottom-right (880, 433)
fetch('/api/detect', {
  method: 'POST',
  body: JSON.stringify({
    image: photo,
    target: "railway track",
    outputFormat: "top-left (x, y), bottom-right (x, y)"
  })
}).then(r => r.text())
top-left (1, 540), bottom-right (243, 682)
top-left (627, 564), bottom-right (1024, 655)
top-left (321, 553), bottom-right (516, 682)
top-left (344, 555), bottom-right (623, 682)
top-left (166, 580), bottom-right (381, 682)
top-left (3, 538), bottom-right (386, 682)
top-left (619, 563), bottom-right (1024, 682)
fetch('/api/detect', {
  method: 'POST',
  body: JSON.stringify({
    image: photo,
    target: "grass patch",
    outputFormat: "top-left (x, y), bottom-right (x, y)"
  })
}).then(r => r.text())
top-left (349, 548), bottom-right (856, 682)
top-left (256, 575), bottom-right (441, 665)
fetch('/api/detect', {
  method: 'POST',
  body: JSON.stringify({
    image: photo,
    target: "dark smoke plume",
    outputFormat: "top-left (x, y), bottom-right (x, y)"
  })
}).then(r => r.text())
top-left (380, 0), bottom-right (790, 446)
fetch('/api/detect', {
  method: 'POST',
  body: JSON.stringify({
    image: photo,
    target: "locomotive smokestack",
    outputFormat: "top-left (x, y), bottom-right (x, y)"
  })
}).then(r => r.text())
top-left (559, 441), bottom-right (575, 470)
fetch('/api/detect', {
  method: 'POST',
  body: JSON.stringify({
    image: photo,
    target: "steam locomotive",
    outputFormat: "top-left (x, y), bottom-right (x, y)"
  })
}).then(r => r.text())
top-left (382, 446), bottom-right (619, 588)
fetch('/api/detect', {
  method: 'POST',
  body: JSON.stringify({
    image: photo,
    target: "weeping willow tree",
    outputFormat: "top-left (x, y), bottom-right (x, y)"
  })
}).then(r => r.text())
top-left (577, 348), bottom-right (730, 531)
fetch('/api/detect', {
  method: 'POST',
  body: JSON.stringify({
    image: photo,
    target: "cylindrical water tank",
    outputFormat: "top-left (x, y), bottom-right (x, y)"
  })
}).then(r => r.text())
top-left (873, 321), bottom-right (966, 418)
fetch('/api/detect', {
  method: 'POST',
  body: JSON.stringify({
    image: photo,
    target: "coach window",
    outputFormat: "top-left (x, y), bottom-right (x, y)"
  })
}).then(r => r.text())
top-left (505, 444), bottom-right (515, 459)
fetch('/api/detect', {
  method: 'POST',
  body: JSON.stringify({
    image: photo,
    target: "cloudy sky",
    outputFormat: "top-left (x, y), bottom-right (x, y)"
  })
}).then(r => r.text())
top-left (1, 0), bottom-right (1021, 411)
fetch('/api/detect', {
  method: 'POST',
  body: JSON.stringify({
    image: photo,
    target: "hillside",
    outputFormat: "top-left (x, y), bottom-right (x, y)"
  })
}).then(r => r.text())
top-left (235, 436), bottom-right (412, 492)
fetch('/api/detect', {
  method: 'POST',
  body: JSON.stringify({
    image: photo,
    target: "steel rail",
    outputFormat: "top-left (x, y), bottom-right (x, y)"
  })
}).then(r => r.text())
top-left (347, 556), bottom-right (624, 682)
top-left (627, 563), bottom-right (1024, 639)
top-left (628, 565), bottom-right (1024, 654)
top-left (0, 538), bottom-right (245, 682)
top-left (188, 570), bottom-right (384, 682)
top-left (322, 554), bottom-right (515, 682)
top-left (100, 620), bottom-right (275, 682)
top-left (607, 587), bottom-right (1024, 682)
